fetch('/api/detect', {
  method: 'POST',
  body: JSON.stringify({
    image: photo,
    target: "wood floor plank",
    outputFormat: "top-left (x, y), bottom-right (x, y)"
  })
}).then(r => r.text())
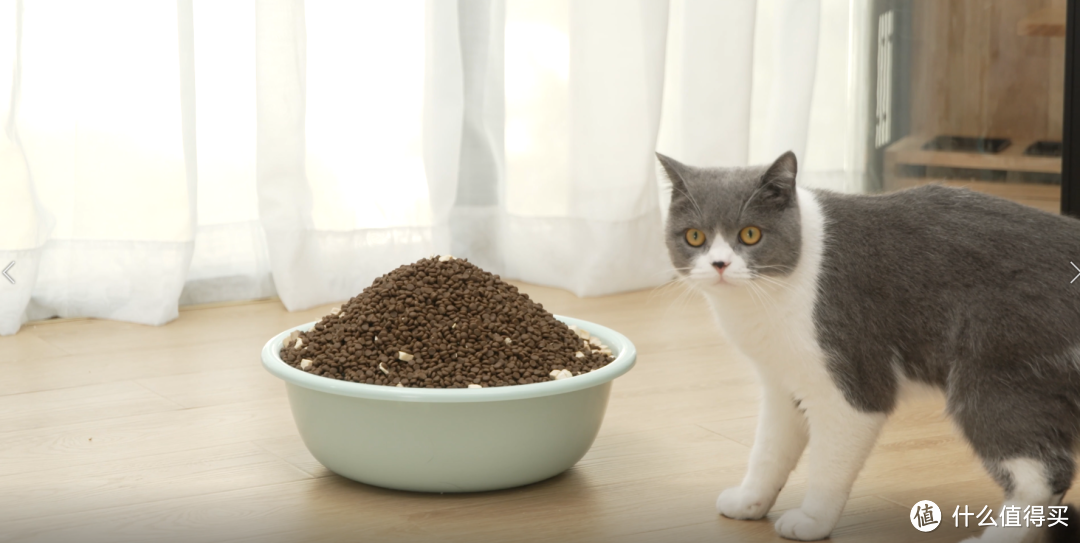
top-left (0, 399), bottom-right (295, 478)
top-left (0, 441), bottom-right (312, 525)
top-left (0, 336), bottom-right (271, 397)
top-left (251, 435), bottom-right (332, 479)
top-left (27, 300), bottom-right (339, 357)
top-left (0, 327), bottom-right (68, 363)
top-left (0, 381), bottom-right (181, 433)
top-left (136, 366), bottom-right (286, 409)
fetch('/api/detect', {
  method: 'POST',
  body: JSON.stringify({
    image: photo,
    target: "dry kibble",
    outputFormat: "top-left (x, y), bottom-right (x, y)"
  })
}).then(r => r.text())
top-left (300, 359), bottom-right (313, 370)
top-left (438, 254), bottom-right (454, 262)
top-left (330, 306), bottom-right (341, 315)
top-left (279, 257), bottom-right (615, 388)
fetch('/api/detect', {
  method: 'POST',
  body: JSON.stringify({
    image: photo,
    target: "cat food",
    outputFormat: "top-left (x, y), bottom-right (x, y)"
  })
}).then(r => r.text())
top-left (279, 256), bottom-right (615, 388)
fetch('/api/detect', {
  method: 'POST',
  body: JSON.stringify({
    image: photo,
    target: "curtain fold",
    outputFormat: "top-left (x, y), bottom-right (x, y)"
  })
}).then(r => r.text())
top-left (3, 0), bottom-right (196, 332)
top-left (0, 0), bottom-right (869, 335)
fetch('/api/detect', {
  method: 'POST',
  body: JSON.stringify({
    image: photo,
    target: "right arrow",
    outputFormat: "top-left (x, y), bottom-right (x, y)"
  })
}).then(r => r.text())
top-left (2, 261), bottom-right (12, 284)
top-left (1072, 262), bottom-right (1080, 284)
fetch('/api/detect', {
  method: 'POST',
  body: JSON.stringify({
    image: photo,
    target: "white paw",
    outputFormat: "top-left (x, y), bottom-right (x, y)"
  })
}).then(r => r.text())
top-left (716, 486), bottom-right (775, 520)
top-left (774, 508), bottom-right (835, 541)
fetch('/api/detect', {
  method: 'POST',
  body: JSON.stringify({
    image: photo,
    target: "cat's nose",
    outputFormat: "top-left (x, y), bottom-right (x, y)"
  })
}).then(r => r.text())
top-left (712, 261), bottom-right (728, 274)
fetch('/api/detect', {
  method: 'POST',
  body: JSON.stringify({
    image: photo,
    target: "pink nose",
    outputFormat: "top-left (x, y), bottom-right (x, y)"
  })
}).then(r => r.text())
top-left (712, 261), bottom-right (728, 275)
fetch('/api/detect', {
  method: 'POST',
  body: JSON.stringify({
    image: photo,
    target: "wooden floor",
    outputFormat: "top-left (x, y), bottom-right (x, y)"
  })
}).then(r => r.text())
top-left (0, 282), bottom-right (1073, 542)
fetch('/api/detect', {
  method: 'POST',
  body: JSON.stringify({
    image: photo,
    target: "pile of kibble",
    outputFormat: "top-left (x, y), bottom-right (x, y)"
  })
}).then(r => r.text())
top-left (279, 256), bottom-right (615, 388)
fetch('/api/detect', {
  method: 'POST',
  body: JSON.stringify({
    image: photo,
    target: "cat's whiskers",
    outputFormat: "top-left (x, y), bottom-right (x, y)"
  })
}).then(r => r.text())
top-left (752, 273), bottom-right (798, 295)
top-left (646, 268), bottom-right (694, 303)
top-left (664, 276), bottom-right (704, 316)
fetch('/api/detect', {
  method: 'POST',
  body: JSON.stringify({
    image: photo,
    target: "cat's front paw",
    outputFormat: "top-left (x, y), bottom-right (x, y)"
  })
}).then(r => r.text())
top-left (774, 508), bottom-right (834, 541)
top-left (716, 486), bottom-right (775, 520)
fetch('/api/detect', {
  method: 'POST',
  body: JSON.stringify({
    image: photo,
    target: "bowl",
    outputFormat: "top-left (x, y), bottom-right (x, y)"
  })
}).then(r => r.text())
top-left (260, 315), bottom-right (637, 493)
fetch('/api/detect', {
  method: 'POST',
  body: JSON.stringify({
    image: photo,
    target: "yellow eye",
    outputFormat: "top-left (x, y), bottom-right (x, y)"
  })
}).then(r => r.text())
top-left (685, 228), bottom-right (706, 247)
top-left (739, 226), bottom-right (762, 245)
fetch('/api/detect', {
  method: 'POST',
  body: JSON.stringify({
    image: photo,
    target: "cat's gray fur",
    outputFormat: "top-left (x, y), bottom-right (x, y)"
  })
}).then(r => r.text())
top-left (660, 151), bottom-right (1080, 542)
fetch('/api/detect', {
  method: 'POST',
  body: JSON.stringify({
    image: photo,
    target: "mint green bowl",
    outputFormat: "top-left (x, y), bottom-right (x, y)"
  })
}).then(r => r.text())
top-left (261, 315), bottom-right (636, 493)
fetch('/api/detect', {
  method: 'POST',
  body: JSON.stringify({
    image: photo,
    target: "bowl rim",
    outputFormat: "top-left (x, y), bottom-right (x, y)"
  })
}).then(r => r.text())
top-left (260, 315), bottom-right (637, 403)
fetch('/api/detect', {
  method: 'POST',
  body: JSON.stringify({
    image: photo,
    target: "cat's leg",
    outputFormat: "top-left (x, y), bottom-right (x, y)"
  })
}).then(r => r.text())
top-left (951, 382), bottom-right (1077, 543)
top-left (773, 390), bottom-right (887, 541)
top-left (717, 384), bottom-right (809, 520)
top-left (957, 456), bottom-right (1073, 543)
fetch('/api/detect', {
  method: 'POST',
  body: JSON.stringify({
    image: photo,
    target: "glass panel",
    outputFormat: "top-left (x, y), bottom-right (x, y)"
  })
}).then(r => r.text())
top-left (869, 0), bottom-right (1066, 215)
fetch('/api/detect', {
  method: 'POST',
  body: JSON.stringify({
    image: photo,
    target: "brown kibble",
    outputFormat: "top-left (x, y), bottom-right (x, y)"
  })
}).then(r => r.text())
top-left (279, 257), bottom-right (615, 388)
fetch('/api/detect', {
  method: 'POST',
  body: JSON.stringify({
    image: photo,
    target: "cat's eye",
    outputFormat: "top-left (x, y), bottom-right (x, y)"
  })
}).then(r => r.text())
top-left (739, 226), bottom-right (762, 246)
top-left (685, 228), bottom-right (706, 247)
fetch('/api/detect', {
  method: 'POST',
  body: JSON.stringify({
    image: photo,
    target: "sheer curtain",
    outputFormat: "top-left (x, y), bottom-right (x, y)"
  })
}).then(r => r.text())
top-left (0, 0), bottom-right (869, 336)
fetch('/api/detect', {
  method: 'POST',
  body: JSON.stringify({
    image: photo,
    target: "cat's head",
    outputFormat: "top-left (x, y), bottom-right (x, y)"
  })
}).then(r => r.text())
top-left (659, 151), bottom-right (802, 288)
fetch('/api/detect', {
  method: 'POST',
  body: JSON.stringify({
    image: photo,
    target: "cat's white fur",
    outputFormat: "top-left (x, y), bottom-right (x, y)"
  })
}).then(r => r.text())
top-left (688, 189), bottom-right (1052, 542)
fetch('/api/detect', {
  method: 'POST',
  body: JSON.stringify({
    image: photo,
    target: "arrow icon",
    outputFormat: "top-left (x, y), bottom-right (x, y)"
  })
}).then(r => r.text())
top-left (2, 261), bottom-right (12, 284)
top-left (1072, 262), bottom-right (1080, 284)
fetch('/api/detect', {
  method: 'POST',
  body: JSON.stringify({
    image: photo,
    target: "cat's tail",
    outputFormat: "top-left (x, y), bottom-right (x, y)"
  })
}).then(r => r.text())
top-left (1047, 503), bottom-right (1079, 543)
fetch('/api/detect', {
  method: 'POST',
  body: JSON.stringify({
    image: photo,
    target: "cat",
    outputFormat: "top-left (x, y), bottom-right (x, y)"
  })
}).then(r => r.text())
top-left (658, 150), bottom-right (1080, 543)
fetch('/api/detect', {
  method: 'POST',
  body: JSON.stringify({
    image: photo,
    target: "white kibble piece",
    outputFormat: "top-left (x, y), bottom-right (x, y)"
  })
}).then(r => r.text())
top-left (575, 351), bottom-right (585, 359)
top-left (293, 337), bottom-right (303, 349)
top-left (439, 254), bottom-right (454, 262)
top-left (549, 369), bottom-right (562, 378)
top-left (504, 337), bottom-right (512, 345)
top-left (600, 347), bottom-right (612, 355)
top-left (338, 312), bottom-right (346, 318)
top-left (555, 369), bottom-right (573, 380)
top-left (467, 384), bottom-right (482, 389)
top-left (375, 336), bottom-right (379, 342)
top-left (396, 383), bottom-right (404, 388)
top-left (589, 337), bottom-right (602, 347)
top-left (397, 351), bottom-right (414, 362)
top-left (329, 306), bottom-right (341, 315)
top-left (574, 327), bottom-right (591, 340)
top-left (583, 340), bottom-right (590, 349)
top-left (300, 359), bottom-right (313, 370)
top-left (379, 362), bottom-right (390, 375)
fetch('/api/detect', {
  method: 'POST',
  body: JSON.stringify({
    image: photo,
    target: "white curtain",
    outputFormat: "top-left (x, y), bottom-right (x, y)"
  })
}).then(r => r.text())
top-left (0, 0), bottom-right (869, 336)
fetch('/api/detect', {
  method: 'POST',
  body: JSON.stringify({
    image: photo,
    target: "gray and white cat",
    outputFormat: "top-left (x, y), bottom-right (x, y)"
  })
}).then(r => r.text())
top-left (659, 151), bottom-right (1080, 542)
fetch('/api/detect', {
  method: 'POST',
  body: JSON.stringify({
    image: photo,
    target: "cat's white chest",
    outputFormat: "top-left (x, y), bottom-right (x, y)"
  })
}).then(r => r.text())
top-left (699, 189), bottom-right (833, 399)
top-left (703, 287), bottom-right (825, 392)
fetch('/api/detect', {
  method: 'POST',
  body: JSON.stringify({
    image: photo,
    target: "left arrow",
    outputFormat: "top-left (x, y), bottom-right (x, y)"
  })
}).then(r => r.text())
top-left (2, 261), bottom-right (14, 284)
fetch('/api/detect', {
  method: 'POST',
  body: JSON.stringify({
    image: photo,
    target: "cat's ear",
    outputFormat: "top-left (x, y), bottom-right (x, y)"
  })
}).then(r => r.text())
top-left (759, 151), bottom-right (798, 206)
top-left (656, 152), bottom-right (690, 196)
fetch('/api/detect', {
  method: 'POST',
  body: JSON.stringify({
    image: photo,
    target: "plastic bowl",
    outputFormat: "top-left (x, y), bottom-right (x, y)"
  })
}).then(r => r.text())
top-left (260, 315), bottom-right (636, 493)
